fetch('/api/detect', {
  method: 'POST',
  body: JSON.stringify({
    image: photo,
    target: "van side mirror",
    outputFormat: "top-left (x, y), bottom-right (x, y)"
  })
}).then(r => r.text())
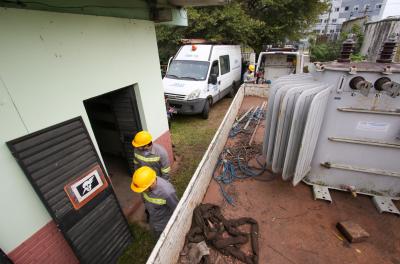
top-left (167, 56), bottom-right (173, 71)
top-left (209, 74), bottom-right (218, 85)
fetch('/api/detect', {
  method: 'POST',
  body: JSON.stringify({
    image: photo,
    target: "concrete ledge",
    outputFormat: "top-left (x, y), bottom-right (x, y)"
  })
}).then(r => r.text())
top-left (146, 86), bottom-right (245, 264)
top-left (243, 84), bottom-right (270, 97)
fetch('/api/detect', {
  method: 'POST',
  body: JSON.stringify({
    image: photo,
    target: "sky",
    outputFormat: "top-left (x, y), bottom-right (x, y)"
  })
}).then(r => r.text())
top-left (381, 0), bottom-right (400, 18)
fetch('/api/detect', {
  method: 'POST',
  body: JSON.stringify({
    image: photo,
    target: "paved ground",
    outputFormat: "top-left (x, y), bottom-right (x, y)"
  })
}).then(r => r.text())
top-left (103, 155), bottom-right (143, 217)
top-left (202, 96), bottom-right (400, 264)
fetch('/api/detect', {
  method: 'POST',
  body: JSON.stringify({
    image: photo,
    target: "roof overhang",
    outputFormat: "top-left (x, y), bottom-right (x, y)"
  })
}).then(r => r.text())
top-left (0, 0), bottom-right (229, 23)
top-left (168, 0), bottom-right (230, 7)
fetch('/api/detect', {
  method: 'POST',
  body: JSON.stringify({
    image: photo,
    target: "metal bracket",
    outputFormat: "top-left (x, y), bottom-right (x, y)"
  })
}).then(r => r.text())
top-left (336, 75), bottom-right (346, 93)
top-left (315, 63), bottom-right (325, 72)
top-left (358, 81), bottom-right (372, 96)
top-left (312, 185), bottom-right (332, 203)
top-left (382, 81), bottom-right (400, 98)
top-left (349, 66), bottom-right (357, 75)
top-left (372, 196), bottom-right (400, 215)
top-left (382, 65), bottom-right (392, 75)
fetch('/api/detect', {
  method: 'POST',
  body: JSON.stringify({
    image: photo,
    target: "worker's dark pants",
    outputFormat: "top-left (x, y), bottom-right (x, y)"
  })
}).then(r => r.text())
top-left (153, 230), bottom-right (162, 239)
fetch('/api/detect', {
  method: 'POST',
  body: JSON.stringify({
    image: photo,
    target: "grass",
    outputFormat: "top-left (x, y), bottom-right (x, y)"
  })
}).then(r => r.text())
top-left (118, 97), bottom-right (233, 263)
top-left (170, 97), bottom-right (233, 197)
top-left (117, 223), bottom-right (157, 264)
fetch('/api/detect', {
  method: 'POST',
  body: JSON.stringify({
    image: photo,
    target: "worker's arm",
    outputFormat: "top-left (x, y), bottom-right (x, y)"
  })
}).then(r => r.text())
top-left (166, 191), bottom-right (179, 211)
top-left (133, 150), bottom-right (140, 171)
top-left (159, 147), bottom-right (171, 180)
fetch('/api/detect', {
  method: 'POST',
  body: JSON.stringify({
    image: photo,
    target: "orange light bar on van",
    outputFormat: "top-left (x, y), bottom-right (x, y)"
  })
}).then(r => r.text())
top-left (192, 45), bottom-right (197, 51)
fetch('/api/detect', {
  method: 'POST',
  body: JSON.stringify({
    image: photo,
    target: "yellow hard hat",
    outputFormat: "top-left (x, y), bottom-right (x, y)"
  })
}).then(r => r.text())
top-left (131, 166), bottom-right (157, 193)
top-left (248, 65), bottom-right (255, 72)
top-left (132, 131), bottom-right (152, 148)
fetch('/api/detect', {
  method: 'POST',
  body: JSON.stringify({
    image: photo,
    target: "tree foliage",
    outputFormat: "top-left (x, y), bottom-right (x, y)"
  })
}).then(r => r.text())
top-left (310, 24), bottom-right (365, 62)
top-left (156, 0), bottom-right (328, 64)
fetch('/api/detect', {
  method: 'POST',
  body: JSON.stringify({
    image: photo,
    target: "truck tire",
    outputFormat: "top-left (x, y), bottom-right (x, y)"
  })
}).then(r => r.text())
top-left (227, 85), bottom-right (235, 98)
top-left (202, 99), bottom-right (211, 119)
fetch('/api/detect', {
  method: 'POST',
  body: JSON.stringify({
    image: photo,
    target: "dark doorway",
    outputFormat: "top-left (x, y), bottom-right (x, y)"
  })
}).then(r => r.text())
top-left (83, 85), bottom-right (143, 216)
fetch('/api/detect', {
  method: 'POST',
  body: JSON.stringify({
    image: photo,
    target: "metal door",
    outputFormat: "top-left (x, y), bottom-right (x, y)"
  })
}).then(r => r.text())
top-left (110, 86), bottom-right (142, 174)
top-left (7, 117), bottom-right (133, 264)
top-left (218, 55), bottom-right (230, 97)
top-left (208, 60), bottom-right (220, 102)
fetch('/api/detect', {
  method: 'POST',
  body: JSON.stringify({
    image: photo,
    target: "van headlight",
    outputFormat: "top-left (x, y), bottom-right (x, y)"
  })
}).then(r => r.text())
top-left (187, 89), bottom-right (201, 100)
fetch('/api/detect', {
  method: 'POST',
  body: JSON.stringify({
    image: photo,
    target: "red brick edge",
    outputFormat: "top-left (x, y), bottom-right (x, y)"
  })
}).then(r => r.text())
top-left (154, 129), bottom-right (174, 165)
top-left (8, 221), bottom-right (78, 264)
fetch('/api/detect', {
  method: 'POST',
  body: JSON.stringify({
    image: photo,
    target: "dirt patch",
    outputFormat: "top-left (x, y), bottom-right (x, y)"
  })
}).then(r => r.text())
top-left (200, 96), bottom-right (400, 264)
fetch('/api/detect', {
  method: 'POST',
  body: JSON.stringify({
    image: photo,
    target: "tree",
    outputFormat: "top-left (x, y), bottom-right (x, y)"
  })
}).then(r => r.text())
top-left (244, 0), bottom-right (328, 51)
top-left (156, 2), bottom-right (264, 64)
top-left (156, 0), bottom-right (328, 64)
top-left (309, 24), bottom-right (365, 62)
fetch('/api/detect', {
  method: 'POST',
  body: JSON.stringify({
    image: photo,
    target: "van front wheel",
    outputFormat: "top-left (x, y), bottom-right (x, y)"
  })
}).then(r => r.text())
top-left (202, 99), bottom-right (211, 119)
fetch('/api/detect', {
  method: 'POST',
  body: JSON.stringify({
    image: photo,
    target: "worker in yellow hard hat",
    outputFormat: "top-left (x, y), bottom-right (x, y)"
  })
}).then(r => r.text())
top-left (243, 64), bottom-right (256, 83)
top-left (131, 166), bottom-right (179, 238)
top-left (132, 131), bottom-right (171, 181)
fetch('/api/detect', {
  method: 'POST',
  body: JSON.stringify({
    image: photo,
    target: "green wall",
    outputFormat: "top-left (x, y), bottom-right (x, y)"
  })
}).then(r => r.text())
top-left (0, 7), bottom-right (169, 252)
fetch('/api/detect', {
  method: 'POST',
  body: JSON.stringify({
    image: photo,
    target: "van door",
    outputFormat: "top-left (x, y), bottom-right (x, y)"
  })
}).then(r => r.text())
top-left (208, 60), bottom-right (220, 102)
top-left (219, 55), bottom-right (231, 98)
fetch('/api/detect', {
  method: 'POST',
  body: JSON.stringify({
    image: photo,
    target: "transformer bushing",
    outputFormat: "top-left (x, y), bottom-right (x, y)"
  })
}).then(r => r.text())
top-left (337, 38), bottom-right (355, 63)
top-left (376, 35), bottom-right (398, 63)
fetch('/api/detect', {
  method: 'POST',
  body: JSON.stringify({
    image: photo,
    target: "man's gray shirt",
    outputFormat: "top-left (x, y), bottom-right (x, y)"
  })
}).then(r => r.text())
top-left (143, 177), bottom-right (179, 232)
top-left (134, 143), bottom-right (171, 180)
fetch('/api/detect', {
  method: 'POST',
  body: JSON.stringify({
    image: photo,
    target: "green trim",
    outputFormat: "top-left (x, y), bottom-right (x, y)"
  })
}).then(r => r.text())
top-left (161, 166), bottom-right (171, 173)
top-left (143, 192), bottom-right (166, 205)
top-left (135, 153), bottom-right (160, 162)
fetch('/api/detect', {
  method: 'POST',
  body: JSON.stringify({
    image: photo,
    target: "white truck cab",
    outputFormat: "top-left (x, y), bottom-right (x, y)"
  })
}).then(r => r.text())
top-left (256, 49), bottom-right (310, 83)
top-left (163, 44), bottom-right (241, 119)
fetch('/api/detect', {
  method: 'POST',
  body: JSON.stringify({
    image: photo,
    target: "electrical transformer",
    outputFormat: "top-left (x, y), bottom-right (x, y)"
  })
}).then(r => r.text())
top-left (263, 37), bottom-right (400, 215)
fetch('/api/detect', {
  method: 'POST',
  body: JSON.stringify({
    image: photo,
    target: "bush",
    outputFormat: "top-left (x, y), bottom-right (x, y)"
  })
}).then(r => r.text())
top-left (310, 24), bottom-right (365, 63)
top-left (310, 42), bottom-right (340, 62)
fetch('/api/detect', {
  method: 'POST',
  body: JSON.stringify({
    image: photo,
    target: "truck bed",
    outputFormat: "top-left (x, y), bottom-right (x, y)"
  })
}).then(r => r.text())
top-left (147, 85), bottom-right (400, 264)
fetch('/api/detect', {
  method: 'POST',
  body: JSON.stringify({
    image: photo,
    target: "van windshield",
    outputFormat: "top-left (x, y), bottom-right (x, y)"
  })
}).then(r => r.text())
top-left (166, 60), bottom-right (210, 81)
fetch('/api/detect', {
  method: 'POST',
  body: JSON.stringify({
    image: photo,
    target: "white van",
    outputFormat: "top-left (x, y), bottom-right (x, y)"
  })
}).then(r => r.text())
top-left (255, 50), bottom-right (310, 83)
top-left (163, 44), bottom-right (241, 119)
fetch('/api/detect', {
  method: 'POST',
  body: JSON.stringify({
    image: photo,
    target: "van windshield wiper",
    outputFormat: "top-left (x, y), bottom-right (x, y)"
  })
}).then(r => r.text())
top-left (180, 76), bottom-right (201, 80)
top-left (166, 74), bottom-right (180, 79)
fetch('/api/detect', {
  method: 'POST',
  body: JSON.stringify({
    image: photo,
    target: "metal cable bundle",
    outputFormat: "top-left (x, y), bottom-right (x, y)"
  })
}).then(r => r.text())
top-left (213, 147), bottom-right (274, 205)
top-left (229, 103), bottom-right (266, 138)
top-left (214, 103), bottom-right (275, 205)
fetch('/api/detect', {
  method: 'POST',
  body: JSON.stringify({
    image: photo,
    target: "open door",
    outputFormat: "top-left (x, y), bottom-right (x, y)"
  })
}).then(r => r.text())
top-left (7, 117), bottom-right (133, 264)
top-left (84, 85), bottom-right (142, 175)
